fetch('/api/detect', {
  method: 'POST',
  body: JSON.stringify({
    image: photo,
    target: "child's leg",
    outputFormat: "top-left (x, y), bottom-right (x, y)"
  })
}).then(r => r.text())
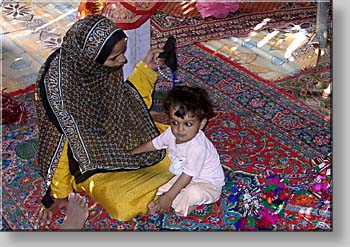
top-left (172, 180), bottom-right (221, 217)
top-left (155, 175), bottom-right (180, 195)
top-left (147, 175), bottom-right (178, 214)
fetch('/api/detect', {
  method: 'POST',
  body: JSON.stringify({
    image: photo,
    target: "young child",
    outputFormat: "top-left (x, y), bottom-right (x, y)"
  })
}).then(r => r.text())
top-left (131, 86), bottom-right (225, 217)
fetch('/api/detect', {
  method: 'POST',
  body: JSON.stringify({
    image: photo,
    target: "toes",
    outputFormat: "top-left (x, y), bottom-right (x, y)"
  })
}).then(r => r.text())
top-left (68, 192), bottom-right (76, 201)
top-left (47, 210), bottom-right (53, 224)
top-left (77, 195), bottom-right (87, 207)
top-left (34, 206), bottom-right (42, 216)
top-left (39, 210), bottom-right (48, 226)
top-left (69, 193), bottom-right (88, 208)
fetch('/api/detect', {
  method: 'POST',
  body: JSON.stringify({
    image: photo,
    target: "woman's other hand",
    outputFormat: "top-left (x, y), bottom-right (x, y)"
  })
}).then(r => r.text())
top-left (143, 48), bottom-right (165, 70)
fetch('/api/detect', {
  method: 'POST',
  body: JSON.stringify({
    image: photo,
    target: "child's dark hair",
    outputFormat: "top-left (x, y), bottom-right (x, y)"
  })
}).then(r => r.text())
top-left (162, 85), bottom-right (214, 120)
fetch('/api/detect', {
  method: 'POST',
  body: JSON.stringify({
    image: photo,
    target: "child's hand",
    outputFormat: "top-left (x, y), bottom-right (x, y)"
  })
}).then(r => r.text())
top-left (154, 195), bottom-right (172, 214)
top-left (143, 48), bottom-right (165, 70)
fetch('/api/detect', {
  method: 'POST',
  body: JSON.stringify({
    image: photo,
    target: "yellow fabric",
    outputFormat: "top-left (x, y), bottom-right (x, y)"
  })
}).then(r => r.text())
top-left (50, 61), bottom-right (173, 221)
top-left (154, 121), bottom-right (169, 133)
top-left (127, 60), bottom-right (158, 109)
top-left (75, 149), bottom-right (172, 221)
top-left (50, 141), bottom-right (75, 199)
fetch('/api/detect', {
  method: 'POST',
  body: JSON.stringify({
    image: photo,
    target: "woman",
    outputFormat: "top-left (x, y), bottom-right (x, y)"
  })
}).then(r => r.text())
top-left (34, 14), bottom-right (173, 227)
top-left (77, 1), bottom-right (162, 78)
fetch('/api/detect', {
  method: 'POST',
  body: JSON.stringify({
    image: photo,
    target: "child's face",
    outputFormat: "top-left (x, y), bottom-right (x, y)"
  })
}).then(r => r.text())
top-left (169, 106), bottom-right (207, 144)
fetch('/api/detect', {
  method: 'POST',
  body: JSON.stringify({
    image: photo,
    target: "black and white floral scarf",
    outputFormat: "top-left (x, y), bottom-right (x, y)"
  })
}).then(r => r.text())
top-left (35, 14), bottom-right (165, 193)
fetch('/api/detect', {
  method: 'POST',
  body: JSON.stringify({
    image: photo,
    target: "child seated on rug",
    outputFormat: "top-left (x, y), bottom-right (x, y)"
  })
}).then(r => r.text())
top-left (131, 86), bottom-right (225, 217)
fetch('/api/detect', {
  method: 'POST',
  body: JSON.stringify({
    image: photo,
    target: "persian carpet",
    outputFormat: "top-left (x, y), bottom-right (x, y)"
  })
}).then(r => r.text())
top-left (151, 2), bottom-right (317, 48)
top-left (157, 1), bottom-right (285, 18)
top-left (2, 43), bottom-right (331, 231)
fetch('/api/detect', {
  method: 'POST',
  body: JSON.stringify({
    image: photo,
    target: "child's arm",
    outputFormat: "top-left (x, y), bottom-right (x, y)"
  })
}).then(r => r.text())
top-left (131, 127), bottom-right (170, 154)
top-left (130, 140), bottom-right (156, 154)
top-left (155, 172), bottom-right (192, 213)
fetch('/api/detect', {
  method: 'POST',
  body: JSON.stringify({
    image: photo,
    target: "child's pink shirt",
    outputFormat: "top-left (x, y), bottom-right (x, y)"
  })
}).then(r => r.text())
top-left (152, 127), bottom-right (225, 189)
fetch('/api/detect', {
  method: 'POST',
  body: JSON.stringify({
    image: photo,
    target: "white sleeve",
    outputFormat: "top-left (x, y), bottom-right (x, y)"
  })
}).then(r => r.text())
top-left (152, 127), bottom-right (172, 150)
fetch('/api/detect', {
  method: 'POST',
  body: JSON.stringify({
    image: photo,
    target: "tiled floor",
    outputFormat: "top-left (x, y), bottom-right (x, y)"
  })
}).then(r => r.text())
top-left (1, 1), bottom-right (79, 93)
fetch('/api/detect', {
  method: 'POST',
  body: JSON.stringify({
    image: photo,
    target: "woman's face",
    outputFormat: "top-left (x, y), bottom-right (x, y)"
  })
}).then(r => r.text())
top-left (103, 38), bottom-right (128, 68)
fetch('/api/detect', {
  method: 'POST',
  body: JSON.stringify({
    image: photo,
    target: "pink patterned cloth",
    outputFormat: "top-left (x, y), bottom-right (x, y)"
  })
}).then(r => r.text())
top-left (195, 1), bottom-right (239, 19)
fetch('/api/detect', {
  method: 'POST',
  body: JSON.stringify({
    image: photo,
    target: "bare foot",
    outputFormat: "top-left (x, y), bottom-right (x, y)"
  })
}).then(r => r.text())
top-left (60, 192), bottom-right (88, 230)
top-left (35, 197), bottom-right (68, 227)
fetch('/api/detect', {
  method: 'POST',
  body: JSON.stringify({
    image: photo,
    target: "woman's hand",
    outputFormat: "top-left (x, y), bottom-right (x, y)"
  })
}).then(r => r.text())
top-left (33, 197), bottom-right (68, 228)
top-left (142, 48), bottom-right (165, 70)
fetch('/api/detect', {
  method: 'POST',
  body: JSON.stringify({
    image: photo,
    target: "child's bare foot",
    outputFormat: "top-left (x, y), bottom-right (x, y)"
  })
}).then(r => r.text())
top-left (60, 192), bottom-right (88, 230)
top-left (35, 197), bottom-right (68, 227)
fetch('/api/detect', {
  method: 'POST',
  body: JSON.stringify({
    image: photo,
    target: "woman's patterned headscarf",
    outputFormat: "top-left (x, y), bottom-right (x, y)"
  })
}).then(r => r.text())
top-left (35, 14), bottom-right (165, 188)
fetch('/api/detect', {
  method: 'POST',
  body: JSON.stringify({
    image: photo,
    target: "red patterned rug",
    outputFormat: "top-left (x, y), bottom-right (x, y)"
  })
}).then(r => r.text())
top-left (151, 2), bottom-right (318, 48)
top-left (157, 1), bottom-right (285, 17)
top-left (2, 42), bottom-right (331, 231)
